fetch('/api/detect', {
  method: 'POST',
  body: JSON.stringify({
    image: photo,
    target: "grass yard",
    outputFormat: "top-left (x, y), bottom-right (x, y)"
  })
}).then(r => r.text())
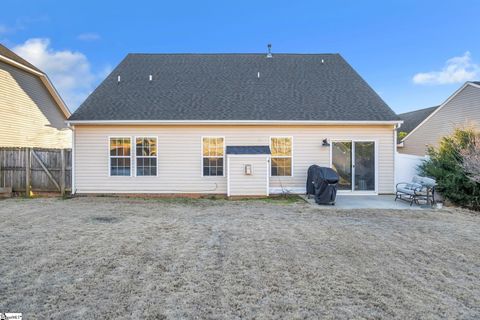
top-left (1, 197), bottom-right (479, 319)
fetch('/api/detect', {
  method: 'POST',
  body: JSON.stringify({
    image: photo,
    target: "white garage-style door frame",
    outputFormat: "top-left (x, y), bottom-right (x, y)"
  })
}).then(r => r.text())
top-left (227, 154), bottom-right (271, 197)
top-left (329, 139), bottom-right (379, 195)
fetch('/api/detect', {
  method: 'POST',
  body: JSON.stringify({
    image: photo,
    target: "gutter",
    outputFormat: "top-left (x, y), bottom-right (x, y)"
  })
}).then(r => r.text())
top-left (66, 120), bottom-right (404, 126)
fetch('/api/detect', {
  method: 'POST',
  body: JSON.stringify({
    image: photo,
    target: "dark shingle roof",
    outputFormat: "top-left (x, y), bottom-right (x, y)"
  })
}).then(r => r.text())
top-left (472, 81), bottom-right (480, 85)
top-left (226, 146), bottom-right (271, 155)
top-left (398, 106), bottom-right (438, 134)
top-left (0, 43), bottom-right (42, 73)
top-left (70, 53), bottom-right (400, 122)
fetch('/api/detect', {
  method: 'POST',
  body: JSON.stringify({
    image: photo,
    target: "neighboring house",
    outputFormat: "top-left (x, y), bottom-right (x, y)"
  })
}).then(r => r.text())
top-left (0, 43), bottom-right (71, 148)
top-left (397, 105), bottom-right (438, 139)
top-left (68, 53), bottom-right (401, 196)
top-left (398, 81), bottom-right (480, 156)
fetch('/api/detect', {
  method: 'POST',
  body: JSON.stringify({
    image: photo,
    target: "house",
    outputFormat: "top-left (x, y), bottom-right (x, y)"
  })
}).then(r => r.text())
top-left (0, 43), bottom-right (71, 148)
top-left (397, 105), bottom-right (438, 139)
top-left (67, 53), bottom-right (401, 196)
top-left (398, 81), bottom-right (480, 156)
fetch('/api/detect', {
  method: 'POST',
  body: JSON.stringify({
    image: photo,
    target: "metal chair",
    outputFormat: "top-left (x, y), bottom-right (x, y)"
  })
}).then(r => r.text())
top-left (395, 176), bottom-right (436, 206)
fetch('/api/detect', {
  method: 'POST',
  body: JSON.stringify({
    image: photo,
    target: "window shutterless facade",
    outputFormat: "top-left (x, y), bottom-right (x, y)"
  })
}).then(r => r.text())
top-left (270, 137), bottom-right (292, 176)
top-left (135, 137), bottom-right (158, 176)
top-left (202, 137), bottom-right (224, 176)
top-left (109, 137), bottom-right (132, 176)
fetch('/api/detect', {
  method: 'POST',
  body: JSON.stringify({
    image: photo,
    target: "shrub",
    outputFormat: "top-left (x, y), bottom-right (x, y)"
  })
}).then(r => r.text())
top-left (419, 127), bottom-right (480, 210)
top-left (398, 131), bottom-right (408, 140)
top-left (460, 134), bottom-right (480, 184)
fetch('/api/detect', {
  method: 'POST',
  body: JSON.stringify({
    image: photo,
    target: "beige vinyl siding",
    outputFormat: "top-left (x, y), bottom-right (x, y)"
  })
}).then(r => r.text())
top-left (400, 85), bottom-right (480, 156)
top-left (0, 61), bottom-right (71, 148)
top-left (74, 124), bottom-right (395, 194)
top-left (228, 156), bottom-right (269, 196)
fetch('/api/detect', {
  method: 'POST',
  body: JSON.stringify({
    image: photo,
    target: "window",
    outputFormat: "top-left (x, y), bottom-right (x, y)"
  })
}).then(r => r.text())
top-left (271, 137), bottom-right (292, 176)
top-left (202, 137), bottom-right (224, 176)
top-left (136, 137), bottom-right (157, 176)
top-left (110, 137), bottom-right (131, 176)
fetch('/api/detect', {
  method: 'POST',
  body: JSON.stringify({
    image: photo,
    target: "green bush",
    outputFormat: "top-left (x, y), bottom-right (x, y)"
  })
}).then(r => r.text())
top-left (398, 131), bottom-right (408, 141)
top-left (419, 127), bottom-right (480, 210)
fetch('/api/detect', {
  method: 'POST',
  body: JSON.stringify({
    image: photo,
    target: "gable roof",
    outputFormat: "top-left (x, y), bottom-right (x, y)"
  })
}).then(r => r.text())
top-left (0, 43), bottom-right (71, 117)
top-left (398, 105), bottom-right (439, 134)
top-left (0, 43), bottom-right (42, 73)
top-left (69, 53), bottom-right (400, 123)
top-left (400, 81), bottom-right (480, 142)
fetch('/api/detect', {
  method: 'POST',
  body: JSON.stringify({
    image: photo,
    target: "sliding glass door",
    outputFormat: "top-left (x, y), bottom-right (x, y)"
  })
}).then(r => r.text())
top-left (331, 141), bottom-right (376, 192)
top-left (332, 141), bottom-right (352, 190)
top-left (354, 142), bottom-right (375, 191)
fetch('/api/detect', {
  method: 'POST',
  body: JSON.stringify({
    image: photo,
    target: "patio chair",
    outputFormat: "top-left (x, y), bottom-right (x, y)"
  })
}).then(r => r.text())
top-left (395, 176), bottom-right (436, 206)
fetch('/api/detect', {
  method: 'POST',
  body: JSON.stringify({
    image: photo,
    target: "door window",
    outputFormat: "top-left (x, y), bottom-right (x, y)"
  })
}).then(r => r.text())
top-left (331, 141), bottom-right (375, 191)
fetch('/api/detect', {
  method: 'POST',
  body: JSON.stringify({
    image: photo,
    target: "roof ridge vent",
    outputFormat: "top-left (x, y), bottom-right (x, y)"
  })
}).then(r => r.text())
top-left (266, 44), bottom-right (272, 58)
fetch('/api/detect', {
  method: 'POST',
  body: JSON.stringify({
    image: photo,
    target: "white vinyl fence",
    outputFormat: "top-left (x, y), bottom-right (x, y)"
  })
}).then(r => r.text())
top-left (395, 153), bottom-right (429, 185)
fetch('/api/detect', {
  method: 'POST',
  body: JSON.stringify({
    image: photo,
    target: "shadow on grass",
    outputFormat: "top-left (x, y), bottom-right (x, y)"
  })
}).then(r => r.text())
top-left (229, 194), bottom-right (306, 204)
top-left (68, 194), bottom-right (306, 205)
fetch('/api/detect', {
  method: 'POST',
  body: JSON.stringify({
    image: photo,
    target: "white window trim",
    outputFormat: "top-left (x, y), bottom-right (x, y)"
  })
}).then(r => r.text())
top-left (134, 136), bottom-right (159, 177)
top-left (269, 136), bottom-right (294, 177)
top-left (201, 136), bottom-right (226, 177)
top-left (329, 139), bottom-right (379, 194)
top-left (108, 136), bottom-right (133, 177)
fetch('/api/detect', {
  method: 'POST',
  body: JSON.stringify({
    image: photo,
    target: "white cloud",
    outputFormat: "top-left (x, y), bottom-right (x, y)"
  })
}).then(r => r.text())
top-left (77, 32), bottom-right (101, 41)
top-left (0, 24), bottom-right (10, 34)
top-left (413, 52), bottom-right (480, 85)
top-left (0, 16), bottom-right (49, 35)
top-left (13, 38), bottom-right (104, 110)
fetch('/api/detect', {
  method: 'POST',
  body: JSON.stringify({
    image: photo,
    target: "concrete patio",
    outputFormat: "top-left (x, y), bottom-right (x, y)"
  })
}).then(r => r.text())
top-left (302, 194), bottom-right (430, 209)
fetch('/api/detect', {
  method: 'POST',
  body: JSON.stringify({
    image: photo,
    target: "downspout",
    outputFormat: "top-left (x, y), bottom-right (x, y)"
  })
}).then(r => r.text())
top-left (393, 122), bottom-right (401, 189)
top-left (68, 123), bottom-right (76, 195)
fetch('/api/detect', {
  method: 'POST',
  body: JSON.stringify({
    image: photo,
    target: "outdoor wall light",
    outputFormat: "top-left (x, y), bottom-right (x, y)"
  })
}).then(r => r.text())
top-left (322, 139), bottom-right (330, 147)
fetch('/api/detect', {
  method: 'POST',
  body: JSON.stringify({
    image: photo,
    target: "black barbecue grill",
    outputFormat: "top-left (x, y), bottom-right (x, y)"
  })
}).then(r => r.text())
top-left (306, 165), bottom-right (339, 205)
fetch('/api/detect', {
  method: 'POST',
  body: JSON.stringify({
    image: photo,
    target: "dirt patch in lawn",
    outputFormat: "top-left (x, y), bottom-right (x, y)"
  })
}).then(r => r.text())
top-left (0, 197), bottom-right (479, 319)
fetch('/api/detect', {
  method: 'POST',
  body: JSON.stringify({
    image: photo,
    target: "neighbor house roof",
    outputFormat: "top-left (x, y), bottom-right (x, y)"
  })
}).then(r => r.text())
top-left (399, 81), bottom-right (480, 144)
top-left (398, 106), bottom-right (439, 134)
top-left (226, 146), bottom-right (271, 155)
top-left (0, 43), bottom-right (42, 73)
top-left (69, 53), bottom-right (400, 123)
top-left (0, 43), bottom-right (70, 117)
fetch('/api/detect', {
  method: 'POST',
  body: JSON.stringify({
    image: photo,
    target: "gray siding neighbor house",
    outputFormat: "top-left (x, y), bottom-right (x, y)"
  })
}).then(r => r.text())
top-left (398, 81), bottom-right (480, 156)
top-left (67, 53), bottom-right (401, 196)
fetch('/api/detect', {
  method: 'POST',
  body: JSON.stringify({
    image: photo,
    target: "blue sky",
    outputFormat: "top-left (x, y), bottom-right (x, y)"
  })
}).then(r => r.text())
top-left (1, 0), bottom-right (479, 113)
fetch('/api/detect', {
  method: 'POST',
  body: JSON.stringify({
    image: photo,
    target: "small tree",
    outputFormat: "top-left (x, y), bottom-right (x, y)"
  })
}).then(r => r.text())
top-left (398, 131), bottom-right (408, 141)
top-left (419, 127), bottom-right (480, 210)
top-left (460, 134), bottom-right (480, 183)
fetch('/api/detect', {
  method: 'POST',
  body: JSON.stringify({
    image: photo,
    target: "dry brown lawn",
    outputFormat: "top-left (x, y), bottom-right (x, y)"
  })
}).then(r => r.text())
top-left (0, 197), bottom-right (479, 319)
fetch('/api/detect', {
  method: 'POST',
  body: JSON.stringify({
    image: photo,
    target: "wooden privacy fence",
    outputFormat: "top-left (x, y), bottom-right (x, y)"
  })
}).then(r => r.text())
top-left (0, 148), bottom-right (72, 195)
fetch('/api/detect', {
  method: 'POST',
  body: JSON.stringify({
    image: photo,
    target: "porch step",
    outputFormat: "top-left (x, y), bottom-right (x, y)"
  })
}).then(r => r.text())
top-left (0, 187), bottom-right (12, 198)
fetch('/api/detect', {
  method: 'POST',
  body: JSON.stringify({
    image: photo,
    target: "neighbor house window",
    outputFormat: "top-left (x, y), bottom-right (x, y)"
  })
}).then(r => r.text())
top-left (271, 137), bottom-right (292, 176)
top-left (202, 137), bottom-right (224, 176)
top-left (136, 137), bottom-right (157, 176)
top-left (110, 137), bottom-right (131, 176)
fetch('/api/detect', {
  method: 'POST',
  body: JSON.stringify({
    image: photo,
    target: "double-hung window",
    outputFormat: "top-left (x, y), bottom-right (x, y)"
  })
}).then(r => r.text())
top-left (271, 137), bottom-right (292, 176)
top-left (136, 137), bottom-right (158, 176)
top-left (202, 137), bottom-right (224, 176)
top-left (110, 137), bottom-right (132, 176)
